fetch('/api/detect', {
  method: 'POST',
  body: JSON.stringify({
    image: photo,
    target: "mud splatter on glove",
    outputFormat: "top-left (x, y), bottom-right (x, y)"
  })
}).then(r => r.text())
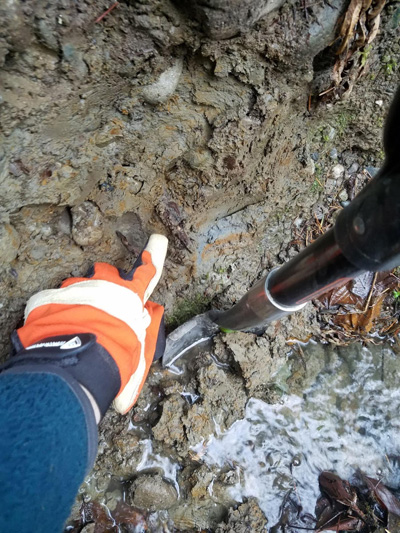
top-left (3, 234), bottom-right (168, 417)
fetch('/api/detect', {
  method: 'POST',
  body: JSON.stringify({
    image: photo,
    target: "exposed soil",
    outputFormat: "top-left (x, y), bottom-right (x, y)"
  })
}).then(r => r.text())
top-left (1, 0), bottom-right (400, 531)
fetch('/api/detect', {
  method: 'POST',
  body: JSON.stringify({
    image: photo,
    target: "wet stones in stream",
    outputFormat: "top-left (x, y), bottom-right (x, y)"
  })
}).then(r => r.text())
top-left (131, 473), bottom-right (178, 511)
top-left (216, 499), bottom-right (268, 532)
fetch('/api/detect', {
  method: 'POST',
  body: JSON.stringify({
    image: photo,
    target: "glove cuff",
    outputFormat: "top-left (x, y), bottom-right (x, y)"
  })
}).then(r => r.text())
top-left (0, 363), bottom-right (99, 472)
top-left (2, 332), bottom-right (121, 419)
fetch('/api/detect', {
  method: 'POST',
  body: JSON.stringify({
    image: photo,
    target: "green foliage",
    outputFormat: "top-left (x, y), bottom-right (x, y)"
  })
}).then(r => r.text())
top-left (393, 289), bottom-right (400, 301)
top-left (311, 179), bottom-right (323, 194)
top-left (336, 111), bottom-right (355, 137)
top-left (310, 165), bottom-right (324, 194)
top-left (360, 45), bottom-right (373, 67)
top-left (166, 293), bottom-right (211, 328)
top-left (382, 54), bottom-right (398, 76)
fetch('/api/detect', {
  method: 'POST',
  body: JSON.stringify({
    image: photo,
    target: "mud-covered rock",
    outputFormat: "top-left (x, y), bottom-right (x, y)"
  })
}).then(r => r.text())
top-left (152, 393), bottom-right (186, 453)
top-left (0, 223), bottom-right (20, 264)
top-left (180, 0), bottom-right (286, 39)
top-left (169, 500), bottom-right (227, 531)
top-left (153, 360), bottom-right (247, 458)
top-left (184, 363), bottom-right (247, 444)
top-left (216, 332), bottom-right (284, 399)
top-left (216, 498), bottom-right (268, 532)
top-left (142, 58), bottom-right (183, 104)
top-left (0, 0), bottom-right (32, 65)
top-left (131, 474), bottom-right (178, 511)
top-left (71, 202), bottom-right (103, 247)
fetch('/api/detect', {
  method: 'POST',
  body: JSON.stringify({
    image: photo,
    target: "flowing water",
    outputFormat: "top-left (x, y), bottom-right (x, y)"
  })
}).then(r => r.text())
top-left (191, 341), bottom-right (400, 529)
top-left (76, 340), bottom-right (400, 532)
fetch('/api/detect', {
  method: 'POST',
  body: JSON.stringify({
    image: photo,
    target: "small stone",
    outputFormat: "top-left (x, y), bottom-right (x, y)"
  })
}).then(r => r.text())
top-left (58, 208), bottom-right (72, 235)
top-left (348, 162), bottom-right (359, 174)
top-left (310, 152), bottom-right (319, 162)
top-left (327, 126), bottom-right (336, 141)
top-left (332, 164), bottom-right (345, 179)
top-left (62, 43), bottom-right (88, 79)
top-left (375, 100), bottom-right (383, 107)
top-left (0, 223), bottom-right (20, 263)
top-left (142, 58), bottom-right (183, 105)
top-left (338, 189), bottom-right (348, 202)
top-left (131, 474), bottom-right (178, 511)
top-left (329, 148), bottom-right (338, 160)
top-left (29, 243), bottom-right (48, 261)
top-left (71, 202), bottom-right (103, 246)
top-left (37, 19), bottom-right (59, 51)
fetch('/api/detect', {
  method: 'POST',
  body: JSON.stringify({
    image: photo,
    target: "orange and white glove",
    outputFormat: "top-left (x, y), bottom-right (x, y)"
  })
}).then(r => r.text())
top-left (4, 234), bottom-right (168, 418)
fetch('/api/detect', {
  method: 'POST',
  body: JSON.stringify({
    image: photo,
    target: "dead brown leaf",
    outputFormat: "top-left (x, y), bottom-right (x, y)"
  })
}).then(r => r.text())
top-left (317, 0), bottom-right (387, 101)
top-left (317, 270), bottom-right (398, 343)
top-left (337, 0), bottom-right (364, 55)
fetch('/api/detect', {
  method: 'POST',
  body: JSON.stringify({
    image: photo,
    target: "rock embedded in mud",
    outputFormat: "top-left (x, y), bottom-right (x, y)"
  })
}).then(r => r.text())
top-left (152, 394), bottom-right (186, 452)
top-left (332, 164), bottom-right (345, 179)
top-left (62, 43), bottom-right (88, 79)
top-left (153, 360), bottom-right (247, 457)
top-left (169, 501), bottom-right (227, 531)
top-left (141, 59), bottom-right (183, 105)
top-left (216, 498), bottom-right (268, 531)
top-left (215, 332), bottom-right (284, 400)
top-left (183, 362), bottom-right (247, 448)
top-left (0, 223), bottom-right (20, 263)
top-left (71, 202), bottom-right (103, 247)
top-left (181, 0), bottom-right (286, 39)
top-left (131, 474), bottom-right (178, 511)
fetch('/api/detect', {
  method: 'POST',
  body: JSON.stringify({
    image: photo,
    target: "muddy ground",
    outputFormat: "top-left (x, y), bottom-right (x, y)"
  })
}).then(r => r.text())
top-left (1, 0), bottom-right (400, 531)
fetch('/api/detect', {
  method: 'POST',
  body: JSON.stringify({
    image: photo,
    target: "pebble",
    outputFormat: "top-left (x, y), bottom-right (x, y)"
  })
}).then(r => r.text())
top-left (310, 152), bottom-right (319, 162)
top-left (29, 244), bottom-right (48, 261)
top-left (0, 223), bottom-right (20, 263)
top-left (142, 58), bottom-right (183, 105)
top-left (37, 19), bottom-right (59, 51)
top-left (332, 164), bottom-right (345, 179)
top-left (329, 148), bottom-right (338, 160)
top-left (58, 208), bottom-right (72, 235)
top-left (338, 189), bottom-right (348, 202)
top-left (131, 474), bottom-right (178, 511)
top-left (375, 100), bottom-right (383, 107)
top-left (348, 162), bottom-right (359, 174)
top-left (62, 43), bottom-right (88, 79)
top-left (71, 202), bottom-right (103, 246)
top-left (327, 126), bottom-right (336, 141)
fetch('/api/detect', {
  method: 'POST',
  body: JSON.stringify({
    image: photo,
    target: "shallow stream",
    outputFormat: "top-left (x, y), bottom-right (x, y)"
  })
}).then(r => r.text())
top-left (190, 341), bottom-right (400, 529)
top-left (76, 340), bottom-right (400, 532)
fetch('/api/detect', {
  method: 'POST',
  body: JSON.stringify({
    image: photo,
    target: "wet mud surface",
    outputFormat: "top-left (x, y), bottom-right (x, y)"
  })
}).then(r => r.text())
top-left (1, 0), bottom-right (400, 531)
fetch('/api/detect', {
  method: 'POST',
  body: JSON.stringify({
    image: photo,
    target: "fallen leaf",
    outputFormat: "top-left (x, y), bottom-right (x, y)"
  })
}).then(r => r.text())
top-left (363, 476), bottom-right (400, 517)
top-left (337, 0), bottom-right (364, 54)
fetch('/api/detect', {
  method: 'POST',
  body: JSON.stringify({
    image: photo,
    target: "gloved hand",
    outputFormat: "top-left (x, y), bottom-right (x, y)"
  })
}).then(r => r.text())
top-left (6, 234), bottom-right (168, 417)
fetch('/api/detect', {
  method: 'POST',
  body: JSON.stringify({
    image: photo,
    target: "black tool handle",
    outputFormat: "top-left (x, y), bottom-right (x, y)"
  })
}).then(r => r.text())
top-left (269, 87), bottom-right (400, 308)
